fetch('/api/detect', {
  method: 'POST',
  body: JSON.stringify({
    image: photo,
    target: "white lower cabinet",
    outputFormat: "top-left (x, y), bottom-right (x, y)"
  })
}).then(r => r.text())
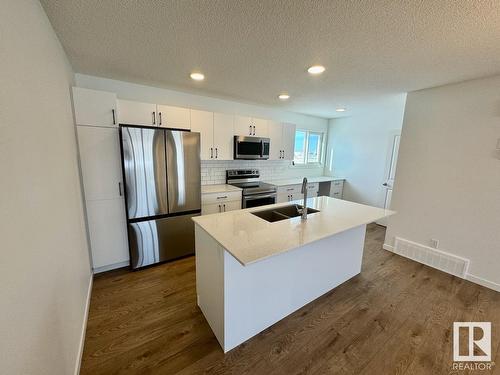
top-left (330, 180), bottom-right (345, 199)
top-left (202, 200), bottom-right (240, 214)
top-left (201, 190), bottom-right (242, 215)
top-left (277, 182), bottom-right (318, 203)
top-left (86, 198), bottom-right (129, 271)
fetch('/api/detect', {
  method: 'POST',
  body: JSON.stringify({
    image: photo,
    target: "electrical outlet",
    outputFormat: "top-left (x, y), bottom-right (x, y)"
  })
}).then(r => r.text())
top-left (430, 239), bottom-right (439, 249)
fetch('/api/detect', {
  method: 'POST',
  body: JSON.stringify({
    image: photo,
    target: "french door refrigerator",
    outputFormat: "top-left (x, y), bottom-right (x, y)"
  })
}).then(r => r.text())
top-left (120, 125), bottom-right (201, 269)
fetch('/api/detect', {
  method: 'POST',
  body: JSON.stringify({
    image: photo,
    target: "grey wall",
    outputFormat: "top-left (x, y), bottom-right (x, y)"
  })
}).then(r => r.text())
top-left (0, 1), bottom-right (92, 374)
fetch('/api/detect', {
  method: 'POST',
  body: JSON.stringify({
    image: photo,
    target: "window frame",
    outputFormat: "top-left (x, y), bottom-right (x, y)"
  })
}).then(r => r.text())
top-left (293, 129), bottom-right (325, 166)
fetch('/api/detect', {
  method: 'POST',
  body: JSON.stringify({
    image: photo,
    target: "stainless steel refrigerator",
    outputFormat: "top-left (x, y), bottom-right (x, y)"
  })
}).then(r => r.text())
top-left (120, 125), bottom-right (201, 269)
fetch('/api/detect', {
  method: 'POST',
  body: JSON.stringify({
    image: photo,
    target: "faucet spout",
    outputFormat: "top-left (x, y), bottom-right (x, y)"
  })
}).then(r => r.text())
top-left (301, 177), bottom-right (308, 220)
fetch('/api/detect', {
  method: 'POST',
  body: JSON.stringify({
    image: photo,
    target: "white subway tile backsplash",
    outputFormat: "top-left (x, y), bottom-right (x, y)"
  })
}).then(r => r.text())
top-left (201, 160), bottom-right (325, 185)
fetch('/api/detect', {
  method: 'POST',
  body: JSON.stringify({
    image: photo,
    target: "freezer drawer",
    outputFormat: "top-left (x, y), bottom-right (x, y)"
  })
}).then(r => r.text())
top-left (127, 213), bottom-right (199, 269)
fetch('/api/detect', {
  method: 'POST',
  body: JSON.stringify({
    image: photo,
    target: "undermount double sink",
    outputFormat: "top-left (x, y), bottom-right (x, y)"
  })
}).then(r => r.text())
top-left (251, 204), bottom-right (320, 223)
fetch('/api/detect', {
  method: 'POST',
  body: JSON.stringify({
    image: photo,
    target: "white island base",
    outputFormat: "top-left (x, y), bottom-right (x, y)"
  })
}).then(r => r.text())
top-left (195, 224), bottom-right (366, 353)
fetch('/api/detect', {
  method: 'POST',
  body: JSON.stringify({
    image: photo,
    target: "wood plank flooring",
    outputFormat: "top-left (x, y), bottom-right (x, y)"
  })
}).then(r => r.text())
top-left (81, 224), bottom-right (500, 374)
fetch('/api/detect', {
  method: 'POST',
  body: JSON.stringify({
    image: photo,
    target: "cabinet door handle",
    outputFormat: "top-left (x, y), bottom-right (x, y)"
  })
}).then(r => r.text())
top-left (118, 182), bottom-right (123, 196)
top-left (152, 111), bottom-right (156, 125)
top-left (210, 147), bottom-right (213, 159)
top-left (223, 204), bottom-right (226, 212)
top-left (218, 204), bottom-right (221, 212)
top-left (112, 109), bottom-right (116, 125)
top-left (216, 195), bottom-right (228, 199)
top-left (215, 147), bottom-right (218, 159)
top-left (158, 112), bottom-right (162, 126)
top-left (253, 125), bottom-right (256, 135)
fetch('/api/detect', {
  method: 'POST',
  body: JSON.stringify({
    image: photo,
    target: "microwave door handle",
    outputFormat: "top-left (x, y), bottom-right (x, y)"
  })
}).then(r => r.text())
top-left (260, 139), bottom-right (264, 157)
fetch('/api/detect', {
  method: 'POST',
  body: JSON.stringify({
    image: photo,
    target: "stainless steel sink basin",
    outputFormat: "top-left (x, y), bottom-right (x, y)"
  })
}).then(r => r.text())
top-left (251, 204), bottom-right (320, 223)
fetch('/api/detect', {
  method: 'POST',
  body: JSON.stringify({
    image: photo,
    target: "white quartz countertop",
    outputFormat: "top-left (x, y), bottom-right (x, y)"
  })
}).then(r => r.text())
top-left (263, 176), bottom-right (345, 186)
top-left (201, 184), bottom-right (242, 194)
top-left (192, 196), bottom-right (394, 266)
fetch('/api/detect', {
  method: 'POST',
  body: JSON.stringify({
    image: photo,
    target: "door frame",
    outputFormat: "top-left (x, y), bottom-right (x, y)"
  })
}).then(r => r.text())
top-left (376, 130), bottom-right (401, 226)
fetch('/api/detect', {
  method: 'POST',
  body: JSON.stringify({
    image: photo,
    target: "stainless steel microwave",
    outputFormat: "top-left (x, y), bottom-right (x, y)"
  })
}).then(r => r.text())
top-left (234, 136), bottom-right (270, 160)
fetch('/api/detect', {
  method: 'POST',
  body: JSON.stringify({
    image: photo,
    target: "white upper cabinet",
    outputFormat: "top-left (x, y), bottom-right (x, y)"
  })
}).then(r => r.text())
top-left (77, 126), bottom-right (123, 201)
top-left (234, 115), bottom-right (268, 136)
top-left (157, 105), bottom-right (191, 130)
top-left (191, 110), bottom-right (234, 160)
top-left (191, 109), bottom-right (214, 160)
top-left (253, 118), bottom-right (268, 137)
top-left (72, 87), bottom-right (117, 127)
top-left (213, 112), bottom-right (234, 160)
top-left (268, 121), bottom-right (284, 160)
top-left (267, 121), bottom-right (296, 160)
top-left (282, 123), bottom-right (296, 160)
top-left (117, 99), bottom-right (157, 126)
top-left (234, 115), bottom-right (253, 135)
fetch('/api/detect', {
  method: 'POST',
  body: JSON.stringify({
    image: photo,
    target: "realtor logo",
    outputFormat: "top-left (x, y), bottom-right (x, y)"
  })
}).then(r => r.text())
top-left (453, 322), bottom-right (491, 362)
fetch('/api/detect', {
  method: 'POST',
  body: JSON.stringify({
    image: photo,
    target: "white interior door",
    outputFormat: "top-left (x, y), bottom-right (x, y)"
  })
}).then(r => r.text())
top-left (377, 133), bottom-right (401, 226)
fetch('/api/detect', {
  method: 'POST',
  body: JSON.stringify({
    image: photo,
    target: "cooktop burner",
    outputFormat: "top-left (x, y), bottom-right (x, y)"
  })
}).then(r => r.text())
top-left (226, 169), bottom-right (277, 196)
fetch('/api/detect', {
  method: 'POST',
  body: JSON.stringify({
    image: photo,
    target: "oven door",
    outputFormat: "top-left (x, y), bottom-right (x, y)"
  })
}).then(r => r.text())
top-left (234, 136), bottom-right (270, 160)
top-left (243, 193), bottom-right (277, 208)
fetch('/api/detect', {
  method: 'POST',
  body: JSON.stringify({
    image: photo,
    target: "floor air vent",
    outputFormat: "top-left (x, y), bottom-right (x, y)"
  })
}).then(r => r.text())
top-left (393, 237), bottom-right (469, 278)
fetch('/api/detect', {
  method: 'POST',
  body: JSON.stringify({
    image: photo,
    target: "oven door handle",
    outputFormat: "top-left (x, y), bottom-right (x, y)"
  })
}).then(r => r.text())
top-left (243, 193), bottom-right (277, 201)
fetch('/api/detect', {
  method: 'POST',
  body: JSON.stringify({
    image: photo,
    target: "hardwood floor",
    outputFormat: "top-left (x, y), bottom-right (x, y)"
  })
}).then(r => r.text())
top-left (81, 224), bottom-right (500, 374)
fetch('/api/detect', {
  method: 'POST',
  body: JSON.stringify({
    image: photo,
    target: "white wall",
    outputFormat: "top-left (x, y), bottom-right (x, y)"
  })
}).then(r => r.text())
top-left (0, 1), bottom-right (92, 374)
top-left (325, 94), bottom-right (407, 207)
top-left (385, 76), bottom-right (500, 290)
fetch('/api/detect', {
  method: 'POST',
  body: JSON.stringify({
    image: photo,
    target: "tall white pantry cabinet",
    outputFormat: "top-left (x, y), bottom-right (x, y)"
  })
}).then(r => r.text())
top-left (73, 87), bottom-right (129, 272)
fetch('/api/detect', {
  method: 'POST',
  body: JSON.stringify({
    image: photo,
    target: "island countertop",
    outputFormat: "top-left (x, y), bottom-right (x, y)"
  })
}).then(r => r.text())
top-left (192, 196), bottom-right (394, 266)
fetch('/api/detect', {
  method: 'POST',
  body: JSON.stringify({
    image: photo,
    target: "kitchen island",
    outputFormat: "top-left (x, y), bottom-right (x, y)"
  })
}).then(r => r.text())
top-left (192, 196), bottom-right (393, 352)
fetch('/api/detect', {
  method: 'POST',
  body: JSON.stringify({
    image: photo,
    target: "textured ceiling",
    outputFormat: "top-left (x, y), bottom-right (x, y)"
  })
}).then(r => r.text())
top-left (40, 0), bottom-right (500, 118)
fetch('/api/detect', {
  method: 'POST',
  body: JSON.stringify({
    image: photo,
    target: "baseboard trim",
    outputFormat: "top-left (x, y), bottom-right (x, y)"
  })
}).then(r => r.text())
top-left (93, 260), bottom-right (129, 274)
top-left (382, 243), bottom-right (394, 251)
top-left (466, 273), bottom-right (500, 293)
top-left (74, 275), bottom-right (93, 375)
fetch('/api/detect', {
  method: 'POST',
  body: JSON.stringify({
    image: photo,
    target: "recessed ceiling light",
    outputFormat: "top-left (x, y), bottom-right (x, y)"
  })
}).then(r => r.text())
top-left (278, 93), bottom-right (290, 100)
top-left (336, 108), bottom-right (346, 112)
top-left (307, 65), bottom-right (325, 75)
top-left (190, 72), bottom-right (205, 81)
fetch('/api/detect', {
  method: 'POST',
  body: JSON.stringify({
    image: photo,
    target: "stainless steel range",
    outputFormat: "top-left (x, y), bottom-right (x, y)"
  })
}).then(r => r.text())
top-left (226, 169), bottom-right (277, 208)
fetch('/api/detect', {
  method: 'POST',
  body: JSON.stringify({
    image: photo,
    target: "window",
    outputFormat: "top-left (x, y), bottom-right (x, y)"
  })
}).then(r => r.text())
top-left (293, 130), bottom-right (324, 165)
